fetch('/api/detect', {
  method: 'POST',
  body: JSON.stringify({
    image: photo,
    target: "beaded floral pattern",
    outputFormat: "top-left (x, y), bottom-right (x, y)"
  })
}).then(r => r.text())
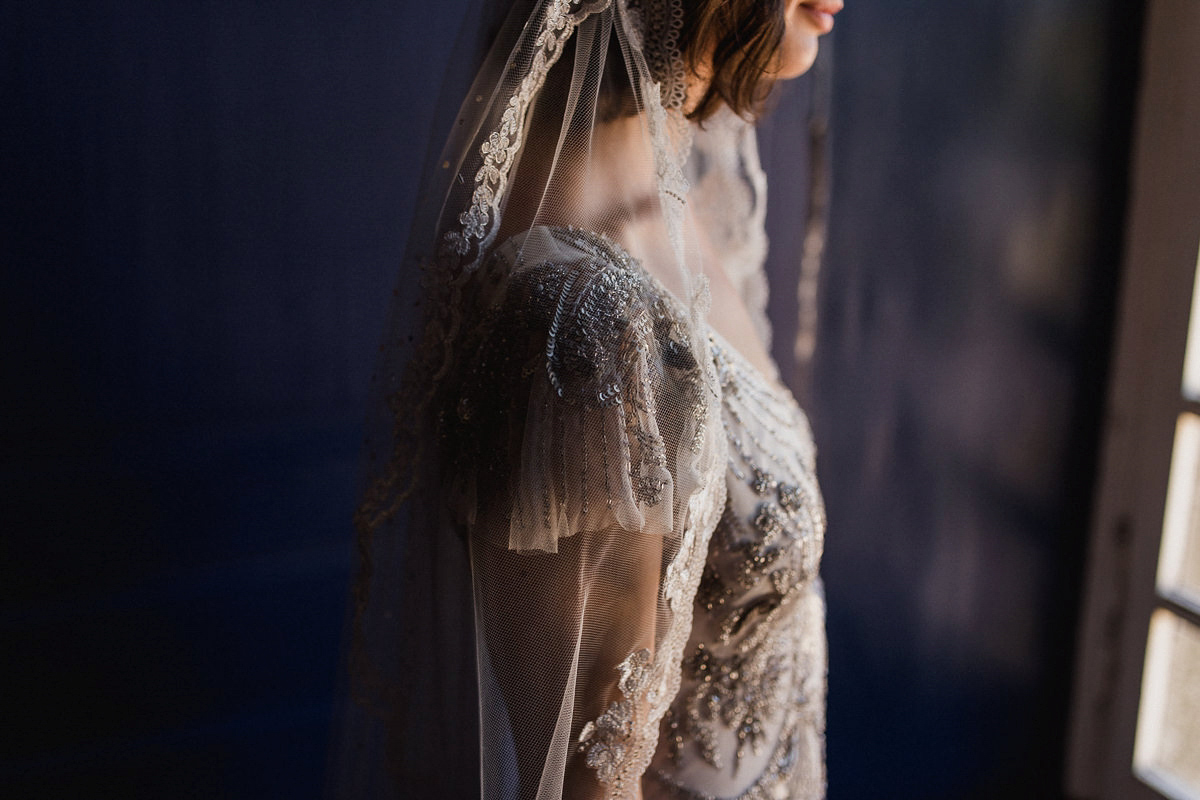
top-left (578, 648), bottom-right (653, 784)
top-left (651, 334), bottom-right (827, 799)
top-left (451, 226), bottom-right (728, 798)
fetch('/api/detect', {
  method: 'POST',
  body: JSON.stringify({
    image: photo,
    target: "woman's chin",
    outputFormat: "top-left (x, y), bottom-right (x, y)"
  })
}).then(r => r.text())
top-left (775, 37), bottom-right (820, 80)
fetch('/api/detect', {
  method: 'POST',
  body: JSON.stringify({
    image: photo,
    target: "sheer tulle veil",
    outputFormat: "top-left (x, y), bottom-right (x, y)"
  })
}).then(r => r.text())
top-left (326, 1), bottom-right (819, 797)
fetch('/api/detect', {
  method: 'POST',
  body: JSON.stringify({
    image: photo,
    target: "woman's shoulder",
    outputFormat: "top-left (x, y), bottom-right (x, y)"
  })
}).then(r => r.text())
top-left (473, 225), bottom-right (702, 402)
top-left (450, 225), bottom-right (715, 551)
top-left (486, 225), bottom-right (674, 313)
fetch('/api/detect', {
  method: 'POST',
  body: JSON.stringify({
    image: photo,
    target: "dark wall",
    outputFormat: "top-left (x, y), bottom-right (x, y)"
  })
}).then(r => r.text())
top-left (2, 2), bottom-right (460, 796)
top-left (796, 2), bottom-right (1140, 798)
top-left (2, 1), bottom-right (1139, 798)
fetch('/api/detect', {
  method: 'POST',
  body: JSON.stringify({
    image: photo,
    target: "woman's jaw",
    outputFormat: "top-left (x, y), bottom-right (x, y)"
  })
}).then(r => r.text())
top-left (776, 0), bottom-right (844, 79)
top-left (680, 0), bottom-right (845, 117)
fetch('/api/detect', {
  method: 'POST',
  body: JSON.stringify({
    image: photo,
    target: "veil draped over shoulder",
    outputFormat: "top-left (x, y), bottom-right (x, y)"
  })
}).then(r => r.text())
top-left (328, 1), bottom-right (801, 797)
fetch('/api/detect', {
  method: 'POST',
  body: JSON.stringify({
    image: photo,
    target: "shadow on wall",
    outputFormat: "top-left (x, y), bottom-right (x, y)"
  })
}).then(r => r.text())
top-left (776, 2), bottom-right (1139, 798)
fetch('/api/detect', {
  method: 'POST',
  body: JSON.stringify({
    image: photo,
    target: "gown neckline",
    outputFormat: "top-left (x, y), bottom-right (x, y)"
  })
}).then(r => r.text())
top-left (512, 225), bottom-right (795, 408)
top-left (707, 325), bottom-right (799, 409)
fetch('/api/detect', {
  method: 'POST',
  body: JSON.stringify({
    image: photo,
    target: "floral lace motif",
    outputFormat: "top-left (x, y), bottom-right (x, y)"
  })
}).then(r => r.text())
top-left (654, 335), bottom-right (827, 796)
top-left (442, 0), bottom-right (612, 265)
top-left (644, 93), bottom-right (693, 270)
top-left (578, 648), bottom-right (653, 785)
top-left (576, 459), bottom-right (725, 799)
top-left (466, 226), bottom-right (726, 797)
top-left (625, 0), bottom-right (687, 110)
top-left (653, 705), bottom-right (823, 800)
top-left (665, 605), bottom-right (801, 771)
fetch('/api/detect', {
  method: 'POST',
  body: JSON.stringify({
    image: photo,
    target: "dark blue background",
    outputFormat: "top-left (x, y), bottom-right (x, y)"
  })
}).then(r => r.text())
top-left (3, 2), bottom-right (446, 795)
top-left (3, 1), bottom-right (1140, 797)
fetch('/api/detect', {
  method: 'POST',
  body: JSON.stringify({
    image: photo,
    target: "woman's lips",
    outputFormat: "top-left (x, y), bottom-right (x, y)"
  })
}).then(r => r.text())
top-left (799, 0), bottom-right (843, 34)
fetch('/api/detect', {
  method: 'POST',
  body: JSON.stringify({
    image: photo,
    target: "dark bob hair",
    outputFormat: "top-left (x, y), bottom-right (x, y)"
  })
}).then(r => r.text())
top-left (679, 0), bottom-right (789, 122)
top-left (587, 0), bottom-right (790, 124)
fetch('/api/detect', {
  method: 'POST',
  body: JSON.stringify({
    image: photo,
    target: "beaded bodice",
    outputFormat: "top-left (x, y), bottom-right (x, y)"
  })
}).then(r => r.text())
top-left (648, 331), bottom-right (827, 800)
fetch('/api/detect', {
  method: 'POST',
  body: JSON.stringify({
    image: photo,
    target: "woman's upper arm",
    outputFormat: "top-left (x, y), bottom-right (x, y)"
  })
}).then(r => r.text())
top-left (449, 232), bottom-right (725, 799)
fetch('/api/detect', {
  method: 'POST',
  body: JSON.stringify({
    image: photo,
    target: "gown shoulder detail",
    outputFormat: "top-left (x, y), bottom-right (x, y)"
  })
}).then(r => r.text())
top-left (447, 224), bottom-right (713, 553)
top-left (454, 225), bottom-right (730, 799)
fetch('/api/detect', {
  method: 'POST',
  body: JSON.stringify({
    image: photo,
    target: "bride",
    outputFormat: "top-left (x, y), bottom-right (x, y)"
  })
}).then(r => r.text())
top-left (333, 1), bottom-right (841, 798)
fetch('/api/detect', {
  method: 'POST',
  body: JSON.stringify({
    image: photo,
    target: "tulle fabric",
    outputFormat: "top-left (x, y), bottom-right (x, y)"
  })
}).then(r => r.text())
top-left (329, 1), bottom-right (741, 798)
top-left (686, 108), bottom-right (772, 350)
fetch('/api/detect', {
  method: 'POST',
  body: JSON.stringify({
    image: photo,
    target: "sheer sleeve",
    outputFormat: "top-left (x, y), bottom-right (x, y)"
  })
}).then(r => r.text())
top-left (445, 226), bottom-right (726, 799)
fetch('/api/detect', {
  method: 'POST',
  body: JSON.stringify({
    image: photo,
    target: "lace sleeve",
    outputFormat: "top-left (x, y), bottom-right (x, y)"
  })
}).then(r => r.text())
top-left (447, 226), bottom-right (726, 799)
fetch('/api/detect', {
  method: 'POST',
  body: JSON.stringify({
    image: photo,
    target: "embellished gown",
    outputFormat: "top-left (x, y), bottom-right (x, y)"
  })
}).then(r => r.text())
top-left (651, 111), bottom-right (828, 798)
top-left (453, 224), bottom-right (827, 799)
top-left (647, 331), bottom-right (827, 799)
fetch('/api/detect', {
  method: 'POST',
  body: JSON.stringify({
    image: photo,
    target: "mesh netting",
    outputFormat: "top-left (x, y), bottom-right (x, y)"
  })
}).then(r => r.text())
top-left (330, 2), bottom-right (829, 798)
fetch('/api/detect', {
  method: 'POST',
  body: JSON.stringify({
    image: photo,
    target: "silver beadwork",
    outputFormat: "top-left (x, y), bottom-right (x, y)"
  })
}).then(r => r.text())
top-left (658, 335), bottom-right (826, 797)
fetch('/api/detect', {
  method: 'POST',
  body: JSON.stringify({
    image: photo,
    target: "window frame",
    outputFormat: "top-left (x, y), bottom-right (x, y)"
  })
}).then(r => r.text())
top-left (1066, 1), bottom-right (1200, 798)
